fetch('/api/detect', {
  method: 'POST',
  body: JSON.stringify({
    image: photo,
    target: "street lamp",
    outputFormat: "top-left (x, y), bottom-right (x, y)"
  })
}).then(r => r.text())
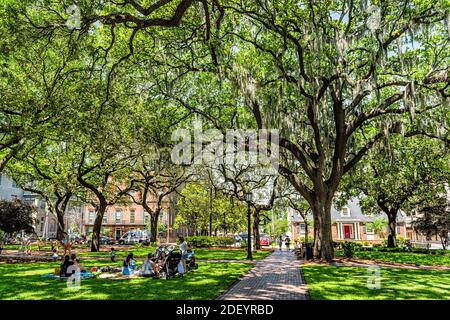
top-left (245, 192), bottom-right (253, 260)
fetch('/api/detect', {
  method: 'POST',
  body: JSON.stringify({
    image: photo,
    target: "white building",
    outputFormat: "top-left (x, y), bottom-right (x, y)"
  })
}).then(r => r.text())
top-left (0, 174), bottom-right (82, 238)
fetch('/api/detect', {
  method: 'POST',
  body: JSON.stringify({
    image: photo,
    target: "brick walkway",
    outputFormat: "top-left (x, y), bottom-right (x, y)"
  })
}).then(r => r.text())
top-left (218, 250), bottom-right (309, 300)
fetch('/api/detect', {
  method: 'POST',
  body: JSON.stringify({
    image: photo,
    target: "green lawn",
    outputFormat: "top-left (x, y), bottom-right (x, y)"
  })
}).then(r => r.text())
top-left (335, 250), bottom-right (450, 266)
top-left (62, 247), bottom-right (272, 261)
top-left (0, 258), bottom-right (252, 300)
top-left (302, 264), bottom-right (450, 300)
top-left (2, 245), bottom-right (273, 261)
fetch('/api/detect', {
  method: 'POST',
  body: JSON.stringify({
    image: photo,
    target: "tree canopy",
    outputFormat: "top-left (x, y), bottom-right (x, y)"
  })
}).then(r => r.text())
top-left (0, 0), bottom-right (449, 258)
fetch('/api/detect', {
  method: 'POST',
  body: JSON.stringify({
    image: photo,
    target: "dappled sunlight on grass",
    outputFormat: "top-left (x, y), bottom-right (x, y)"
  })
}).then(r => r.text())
top-left (335, 250), bottom-right (450, 266)
top-left (302, 264), bottom-right (450, 300)
top-left (0, 258), bottom-right (251, 300)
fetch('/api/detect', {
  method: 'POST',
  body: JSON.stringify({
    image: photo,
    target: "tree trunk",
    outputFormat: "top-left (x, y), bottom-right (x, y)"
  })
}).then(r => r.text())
top-left (56, 210), bottom-right (65, 241)
top-left (150, 214), bottom-right (158, 243)
top-left (311, 197), bottom-right (334, 261)
top-left (246, 204), bottom-right (253, 260)
top-left (209, 187), bottom-right (213, 236)
top-left (439, 235), bottom-right (448, 250)
top-left (90, 204), bottom-right (107, 252)
top-left (386, 210), bottom-right (398, 248)
top-left (253, 209), bottom-right (261, 250)
top-left (304, 218), bottom-right (309, 244)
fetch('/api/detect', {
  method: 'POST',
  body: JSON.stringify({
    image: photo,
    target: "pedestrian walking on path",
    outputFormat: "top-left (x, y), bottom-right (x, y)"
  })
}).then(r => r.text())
top-left (277, 235), bottom-right (283, 251)
top-left (218, 250), bottom-right (308, 300)
top-left (285, 236), bottom-right (291, 252)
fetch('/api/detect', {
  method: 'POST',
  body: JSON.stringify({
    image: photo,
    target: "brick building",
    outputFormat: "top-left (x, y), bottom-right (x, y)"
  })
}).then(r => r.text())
top-left (82, 193), bottom-right (179, 242)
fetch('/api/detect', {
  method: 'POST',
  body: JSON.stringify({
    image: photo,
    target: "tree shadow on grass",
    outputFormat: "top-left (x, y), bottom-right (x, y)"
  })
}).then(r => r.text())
top-left (302, 265), bottom-right (450, 300)
top-left (0, 261), bottom-right (251, 300)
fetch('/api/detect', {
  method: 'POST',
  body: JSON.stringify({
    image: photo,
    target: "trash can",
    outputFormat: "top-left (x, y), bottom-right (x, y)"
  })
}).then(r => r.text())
top-left (305, 242), bottom-right (313, 260)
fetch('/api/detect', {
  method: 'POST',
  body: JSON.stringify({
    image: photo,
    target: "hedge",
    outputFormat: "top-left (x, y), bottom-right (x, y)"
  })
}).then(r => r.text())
top-left (185, 236), bottom-right (234, 248)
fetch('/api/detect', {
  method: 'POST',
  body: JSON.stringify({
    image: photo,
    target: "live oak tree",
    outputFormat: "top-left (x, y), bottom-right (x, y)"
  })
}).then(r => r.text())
top-left (212, 0), bottom-right (450, 259)
top-left (73, 126), bottom-right (138, 252)
top-left (6, 142), bottom-right (81, 240)
top-left (130, 152), bottom-right (192, 243)
top-left (142, 0), bottom-right (450, 259)
top-left (0, 0), bottom-right (85, 171)
top-left (21, 0), bottom-right (450, 260)
top-left (61, 78), bottom-right (142, 251)
top-left (209, 160), bottom-right (278, 254)
top-left (343, 136), bottom-right (449, 247)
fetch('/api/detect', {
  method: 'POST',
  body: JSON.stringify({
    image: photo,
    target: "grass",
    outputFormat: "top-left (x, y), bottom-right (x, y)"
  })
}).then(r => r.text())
top-left (302, 264), bottom-right (450, 300)
top-left (335, 250), bottom-right (450, 266)
top-left (0, 257), bottom-right (252, 300)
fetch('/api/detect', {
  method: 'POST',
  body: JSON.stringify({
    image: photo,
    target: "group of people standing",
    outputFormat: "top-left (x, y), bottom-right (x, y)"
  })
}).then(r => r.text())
top-left (277, 235), bottom-right (291, 251)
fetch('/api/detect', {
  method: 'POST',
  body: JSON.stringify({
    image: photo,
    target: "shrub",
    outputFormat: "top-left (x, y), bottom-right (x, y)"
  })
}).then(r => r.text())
top-left (300, 236), bottom-right (314, 243)
top-left (341, 241), bottom-right (358, 258)
top-left (396, 236), bottom-right (409, 247)
top-left (185, 236), bottom-right (234, 248)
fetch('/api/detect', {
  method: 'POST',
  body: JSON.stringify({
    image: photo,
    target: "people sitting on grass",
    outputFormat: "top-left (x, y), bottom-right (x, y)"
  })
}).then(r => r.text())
top-left (60, 255), bottom-right (74, 277)
top-left (122, 253), bottom-right (136, 275)
top-left (71, 254), bottom-right (87, 273)
top-left (51, 248), bottom-right (59, 258)
top-left (140, 253), bottom-right (160, 277)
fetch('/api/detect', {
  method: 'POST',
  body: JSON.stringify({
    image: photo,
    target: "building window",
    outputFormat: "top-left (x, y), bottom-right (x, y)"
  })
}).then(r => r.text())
top-left (130, 210), bottom-right (135, 224)
top-left (115, 209), bottom-right (123, 224)
top-left (144, 213), bottom-right (150, 224)
top-left (88, 210), bottom-right (94, 224)
top-left (396, 225), bottom-right (401, 235)
top-left (365, 226), bottom-right (374, 234)
top-left (40, 217), bottom-right (44, 232)
top-left (340, 207), bottom-right (350, 217)
top-left (102, 213), bottom-right (108, 224)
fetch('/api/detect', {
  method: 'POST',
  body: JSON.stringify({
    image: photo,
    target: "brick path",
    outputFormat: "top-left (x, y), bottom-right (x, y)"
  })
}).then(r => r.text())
top-left (218, 250), bottom-right (309, 300)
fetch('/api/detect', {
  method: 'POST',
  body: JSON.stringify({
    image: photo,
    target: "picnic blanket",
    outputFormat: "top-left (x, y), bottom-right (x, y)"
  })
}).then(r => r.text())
top-left (41, 272), bottom-right (96, 280)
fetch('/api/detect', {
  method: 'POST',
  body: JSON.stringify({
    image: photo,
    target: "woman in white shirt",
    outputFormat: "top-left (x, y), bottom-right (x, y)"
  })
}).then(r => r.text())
top-left (140, 253), bottom-right (159, 277)
top-left (178, 236), bottom-right (189, 273)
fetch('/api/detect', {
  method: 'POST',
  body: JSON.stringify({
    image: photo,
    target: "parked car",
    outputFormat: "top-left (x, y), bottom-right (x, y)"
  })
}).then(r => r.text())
top-left (260, 234), bottom-right (270, 246)
top-left (118, 230), bottom-right (151, 245)
top-left (87, 236), bottom-right (115, 245)
top-left (99, 236), bottom-right (115, 245)
top-left (45, 236), bottom-right (59, 242)
top-left (238, 233), bottom-right (254, 242)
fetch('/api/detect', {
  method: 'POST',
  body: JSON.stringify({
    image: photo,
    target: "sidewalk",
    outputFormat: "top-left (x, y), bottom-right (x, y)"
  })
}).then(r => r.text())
top-left (218, 250), bottom-right (309, 300)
